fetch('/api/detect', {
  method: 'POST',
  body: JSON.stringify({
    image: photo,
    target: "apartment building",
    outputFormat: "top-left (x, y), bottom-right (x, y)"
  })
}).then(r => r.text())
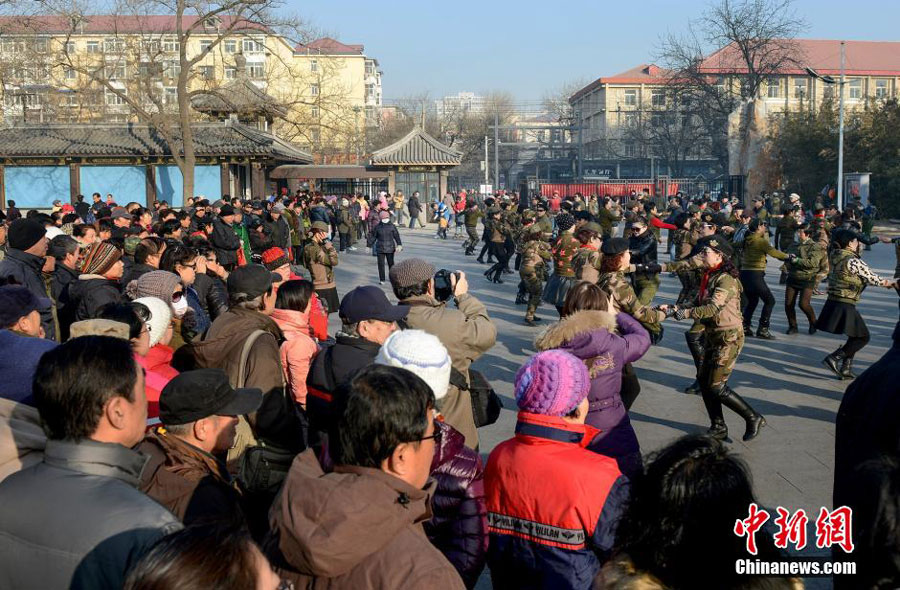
top-left (0, 15), bottom-right (382, 157)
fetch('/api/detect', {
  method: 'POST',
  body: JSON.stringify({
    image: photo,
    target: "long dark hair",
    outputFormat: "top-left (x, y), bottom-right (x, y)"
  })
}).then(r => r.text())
top-left (275, 279), bottom-right (314, 312)
top-left (613, 435), bottom-right (789, 588)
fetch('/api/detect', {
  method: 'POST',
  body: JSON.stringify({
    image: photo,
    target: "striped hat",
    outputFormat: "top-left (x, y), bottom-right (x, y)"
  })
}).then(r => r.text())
top-left (261, 247), bottom-right (289, 271)
top-left (514, 350), bottom-right (590, 417)
top-left (81, 241), bottom-right (122, 276)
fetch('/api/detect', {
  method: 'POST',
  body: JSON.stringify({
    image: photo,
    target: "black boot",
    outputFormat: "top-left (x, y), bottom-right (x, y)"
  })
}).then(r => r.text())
top-left (839, 356), bottom-right (856, 380)
top-left (684, 332), bottom-right (704, 395)
top-left (756, 326), bottom-right (775, 340)
top-left (822, 347), bottom-right (846, 379)
top-left (785, 325), bottom-right (798, 335)
top-left (743, 323), bottom-right (754, 337)
top-left (701, 386), bottom-right (727, 440)
top-left (719, 386), bottom-right (766, 441)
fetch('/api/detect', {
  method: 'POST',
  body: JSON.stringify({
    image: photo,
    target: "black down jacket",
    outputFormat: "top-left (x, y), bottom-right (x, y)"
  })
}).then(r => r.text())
top-left (424, 420), bottom-right (488, 589)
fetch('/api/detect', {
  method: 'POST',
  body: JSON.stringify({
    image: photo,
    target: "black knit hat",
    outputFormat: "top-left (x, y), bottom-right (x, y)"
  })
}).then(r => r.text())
top-left (556, 212), bottom-right (576, 232)
top-left (7, 218), bottom-right (45, 251)
top-left (601, 237), bottom-right (629, 255)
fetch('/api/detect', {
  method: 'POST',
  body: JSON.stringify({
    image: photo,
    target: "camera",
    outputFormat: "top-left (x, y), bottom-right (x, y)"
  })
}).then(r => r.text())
top-left (433, 269), bottom-right (459, 302)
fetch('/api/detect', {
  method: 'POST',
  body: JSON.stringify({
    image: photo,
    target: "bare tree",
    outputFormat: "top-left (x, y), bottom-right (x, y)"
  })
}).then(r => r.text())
top-left (656, 0), bottom-right (807, 171)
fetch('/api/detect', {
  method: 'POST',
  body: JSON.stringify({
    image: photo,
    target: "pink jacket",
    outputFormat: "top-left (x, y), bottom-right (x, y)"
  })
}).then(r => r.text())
top-left (270, 308), bottom-right (319, 405)
top-left (136, 345), bottom-right (179, 420)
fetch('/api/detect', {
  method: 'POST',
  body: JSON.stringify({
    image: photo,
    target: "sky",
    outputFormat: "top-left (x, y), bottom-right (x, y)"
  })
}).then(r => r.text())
top-left (291, 0), bottom-right (898, 107)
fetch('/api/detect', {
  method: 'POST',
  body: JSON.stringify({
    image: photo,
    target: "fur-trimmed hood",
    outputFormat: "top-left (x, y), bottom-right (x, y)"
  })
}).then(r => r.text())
top-left (534, 309), bottom-right (618, 351)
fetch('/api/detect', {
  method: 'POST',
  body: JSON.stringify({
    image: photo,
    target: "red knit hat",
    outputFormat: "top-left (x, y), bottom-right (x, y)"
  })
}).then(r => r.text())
top-left (261, 247), bottom-right (289, 271)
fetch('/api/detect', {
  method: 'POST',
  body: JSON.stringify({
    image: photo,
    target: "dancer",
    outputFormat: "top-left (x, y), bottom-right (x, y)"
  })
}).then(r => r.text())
top-left (784, 222), bottom-right (827, 334)
top-left (541, 212), bottom-right (579, 316)
top-left (740, 219), bottom-right (789, 339)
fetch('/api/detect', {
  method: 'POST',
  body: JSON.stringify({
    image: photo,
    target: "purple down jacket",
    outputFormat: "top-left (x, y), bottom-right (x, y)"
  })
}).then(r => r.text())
top-left (534, 310), bottom-right (650, 478)
top-left (425, 419), bottom-right (488, 589)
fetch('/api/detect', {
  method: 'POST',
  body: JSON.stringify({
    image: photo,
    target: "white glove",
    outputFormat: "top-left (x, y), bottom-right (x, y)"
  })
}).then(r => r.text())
top-left (396, 245), bottom-right (403, 253)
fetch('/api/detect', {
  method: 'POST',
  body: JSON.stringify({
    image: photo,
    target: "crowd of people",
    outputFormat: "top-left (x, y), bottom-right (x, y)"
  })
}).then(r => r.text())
top-left (0, 184), bottom-right (897, 589)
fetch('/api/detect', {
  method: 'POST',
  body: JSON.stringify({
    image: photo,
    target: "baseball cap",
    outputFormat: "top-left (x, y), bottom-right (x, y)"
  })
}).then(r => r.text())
top-left (159, 369), bottom-right (262, 426)
top-left (339, 285), bottom-right (409, 324)
top-left (226, 264), bottom-right (281, 299)
top-left (0, 285), bottom-right (51, 328)
top-left (111, 207), bottom-right (131, 220)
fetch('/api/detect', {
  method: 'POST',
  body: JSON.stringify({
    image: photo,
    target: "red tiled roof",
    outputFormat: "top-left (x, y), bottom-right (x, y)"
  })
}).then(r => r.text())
top-left (698, 39), bottom-right (900, 77)
top-left (570, 64), bottom-right (672, 102)
top-left (294, 37), bottom-right (364, 55)
top-left (0, 14), bottom-right (268, 34)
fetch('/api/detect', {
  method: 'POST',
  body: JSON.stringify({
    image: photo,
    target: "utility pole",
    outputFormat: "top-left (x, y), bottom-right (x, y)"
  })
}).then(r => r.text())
top-left (837, 40), bottom-right (845, 211)
top-left (493, 111), bottom-right (499, 190)
top-left (484, 135), bottom-right (489, 184)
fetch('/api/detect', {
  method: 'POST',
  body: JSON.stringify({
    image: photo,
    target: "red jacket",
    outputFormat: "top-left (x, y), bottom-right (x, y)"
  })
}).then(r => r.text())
top-left (485, 411), bottom-right (629, 589)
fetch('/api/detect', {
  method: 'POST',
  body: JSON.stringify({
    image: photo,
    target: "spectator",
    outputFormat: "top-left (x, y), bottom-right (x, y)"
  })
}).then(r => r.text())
top-left (485, 350), bottom-right (628, 589)
top-left (6, 199), bottom-right (21, 222)
top-left (110, 207), bottom-right (134, 240)
top-left (122, 236), bottom-right (166, 286)
top-left (306, 285), bottom-right (408, 441)
top-left (48, 234), bottom-right (80, 303)
top-left (367, 209), bottom-right (402, 284)
top-left (834, 320), bottom-right (900, 589)
top-left (0, 218), bottom-right (55, 339)
top-left (160, 243), bottom-right (211, 340)
top-left (390, 258), bottom-right (497, 449)
top-left (0, 285), bottom-right (56, 405)
top-left (0, 336), bottom-right (181, 589)
top-left (375, 329), bottom-right (488, 588)
top-left (138, 369), bottom-right (261, 524)
top-left (534, 282), bottom-right (650, 478)
top-left (189, 239), bottom-right (230, 321)
top-left (124, 521), bottom-right (283, 590)
top-left (64, 240), bottom-right (124, 326)
top-left (125, 270), bottom-right (190, 350)
top-left (597, 435), bottom-right (795, 589)
top-left (271, 279), bottom-right (318, 406)
top-left (267, 364), bottom-right (466, 589)
top-left (210, 204), bottom-right (242, 271)
top-left (408, 190), bottom-right (424, 228)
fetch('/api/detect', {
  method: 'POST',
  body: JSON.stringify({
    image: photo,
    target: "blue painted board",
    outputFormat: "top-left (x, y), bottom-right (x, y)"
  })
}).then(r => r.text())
top-left (80, 166), bottom-right (147, 206)
top-left (155, 165), bottom-right (221, 207)
top-left (4, 166), bottom-right (70, 208)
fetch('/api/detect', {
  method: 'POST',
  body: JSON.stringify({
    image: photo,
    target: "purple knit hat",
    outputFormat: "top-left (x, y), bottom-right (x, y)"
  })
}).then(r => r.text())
top-left (514, 350), bottom-right (590, 416)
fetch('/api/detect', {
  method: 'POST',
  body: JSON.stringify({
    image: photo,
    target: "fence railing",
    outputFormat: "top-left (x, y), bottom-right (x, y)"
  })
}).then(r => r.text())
top-left (539, 176), bottom-right (745, 201)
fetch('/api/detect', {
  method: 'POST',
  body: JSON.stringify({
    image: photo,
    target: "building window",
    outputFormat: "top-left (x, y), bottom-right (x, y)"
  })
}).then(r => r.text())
top-left (624, 143), bottom-right (637, 157)
top-left (199, 40), bottom-right (212, 53)
top-left (65, 67), bottom-right (77, 80)
top-left (875, 79), bottom-right (888, 98)
top-left (163, 61), bottom-right (181, 79)
top-left (310, 127), bottom-right (320, 142)
top-left (224, 39), bottom-right (236, 53)
top-left (310, 105), bottom-right (319, 117)
top-left (104, 38), bottom-right (125, 53)
top-left (848, 78), bottom-right (862, 99)
top-left (164, 87), bottom-right (177, 104)
top-left (34, 38), bottom-right (49, 52)
top-left (650, 89), bottom-right (665, 108)
top-left (2, 39), bottom-right (25, 53)
top-left (310, 83), bottom-right (319, 96)
top-left (106, 64), bottom-right (126, 80)
top-left (767, 77), bottom-right (780, 98)
top-left (163, 37), bottom-right (180, 53)
top-left (62, 93), bottom-right (78, 106)
top-left (650, 114), bottom-right (663, 127)
top-left (715, 76), bottom-right (726, 94)
top-left (793, 78), bottom-right (807, 99)
top-left (624, 89), bottom-right (637, 106)
top-left (242, 38), bottom-right (263, 54)
top-left (86, 40), bottom-right (100, 54)
top-left (140, 39), bottom-right (160, 54)
top-left (199, 65), bottom-right (214, 80)
top-left (624, 112), bottom-right (637, 126)
top-left (247, 63), bottom-right (264, 79)
top-left (365, 60), bottom-right (375, 76)
top-left (224, 66), bottom-right (236, 80)
top-left (105, 89), bottom-right (126, 105)
top-left (823, 84), bottom-right (834, 100)
top-left (65, 41), bottom-right (76, 53)
top-left (365, 83), bottom-right (375, 101)
top-left (310, 59), bottom-right (318, 72)
top-left (365, 105), bottom-right (375, 120)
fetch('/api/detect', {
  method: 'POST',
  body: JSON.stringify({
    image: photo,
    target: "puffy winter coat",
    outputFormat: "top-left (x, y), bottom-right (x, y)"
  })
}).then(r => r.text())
top-left (534, 310), bottom-right (650, 478)
top-left (65, 275), bottom-right (124, 324)
top-left (485, 412), bottom-right (629, 590)
top-left (271, 307), bottom-right (319, 405)
top-left (425, 420), bottom-right (488, 589)
top-left (367, 221), bottom-right (402, 254)
top-left (192, 272), bottom-right (229, 321)
top-left (136, 347), bottom-right (179, 420)
top-left (0, 249), bottom-right (56, 339)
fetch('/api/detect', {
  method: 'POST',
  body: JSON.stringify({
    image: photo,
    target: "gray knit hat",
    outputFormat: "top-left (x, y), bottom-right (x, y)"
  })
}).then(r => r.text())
top-left (125, 270), bottom-right (181, 306)
top-left (389, 258), bottom-right (435, 290)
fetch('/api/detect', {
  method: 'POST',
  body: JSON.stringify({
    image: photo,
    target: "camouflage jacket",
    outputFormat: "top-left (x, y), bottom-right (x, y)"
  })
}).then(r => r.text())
top-left (535, 215), bottom-right (554, 242)
top-left (487, 218), bottom-right (511, 243)
top-left (596, 207), bottom-right (620, 235)
top-left (672, 228), bottom-right (695, 260)
top-left (520, 237), bottom-right (552, 274)
top-left (551, 233), bottom-right (580, 277)
top-left (572, 245), bottom-right (602, 284)
top-left (597, 271), bottom-right (665, 328)
top-left (686, 269), bottom-right (743, 330)
top-left (786, 238), bottom-right (827, 283)
top-left (464, 207), bottom-right (483, 227)
top-left (301, 238), bottom-right (339, 289)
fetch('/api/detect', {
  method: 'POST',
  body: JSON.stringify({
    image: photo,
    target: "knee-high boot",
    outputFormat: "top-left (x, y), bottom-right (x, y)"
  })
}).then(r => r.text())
top-left (684, 331), bottom-right (704, 395)
top-left (701, 384), bottom-right (727, 440)
top-left (719, 385), bottom-right (766, 441)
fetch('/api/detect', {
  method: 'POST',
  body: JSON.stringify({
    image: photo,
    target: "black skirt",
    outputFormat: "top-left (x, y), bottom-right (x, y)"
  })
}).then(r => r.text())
top-left (815, 299), bottom-right (869, 338)
top-left (315, 287), bottom-right (341, 314)
top-left (542, 275), bottom-right (577, 307)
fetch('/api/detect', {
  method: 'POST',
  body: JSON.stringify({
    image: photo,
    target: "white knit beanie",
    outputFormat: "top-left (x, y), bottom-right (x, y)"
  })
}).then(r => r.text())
top-left (375, 329), bottom-right (451, 401)
top-left (133, 297), bottom-right (172, 348)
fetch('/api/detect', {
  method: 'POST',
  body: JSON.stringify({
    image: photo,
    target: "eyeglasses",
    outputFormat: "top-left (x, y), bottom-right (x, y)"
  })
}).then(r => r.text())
top-left (412, 423), bottom-right (442, 445)
top-left (180, 262), bottom-right (196, 270)
top-left (172, 291), bottom-right (185, 302)
top-left (277, 580), bottom-right (295, 590)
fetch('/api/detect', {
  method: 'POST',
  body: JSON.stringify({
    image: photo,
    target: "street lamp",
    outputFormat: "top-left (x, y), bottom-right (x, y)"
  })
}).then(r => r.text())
top-left (805, 40), bottom-right (846, 211)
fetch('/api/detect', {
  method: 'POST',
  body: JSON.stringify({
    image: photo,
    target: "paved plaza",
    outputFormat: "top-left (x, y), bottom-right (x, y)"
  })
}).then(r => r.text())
top-left (329, 224), bottom-right (899, 588)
